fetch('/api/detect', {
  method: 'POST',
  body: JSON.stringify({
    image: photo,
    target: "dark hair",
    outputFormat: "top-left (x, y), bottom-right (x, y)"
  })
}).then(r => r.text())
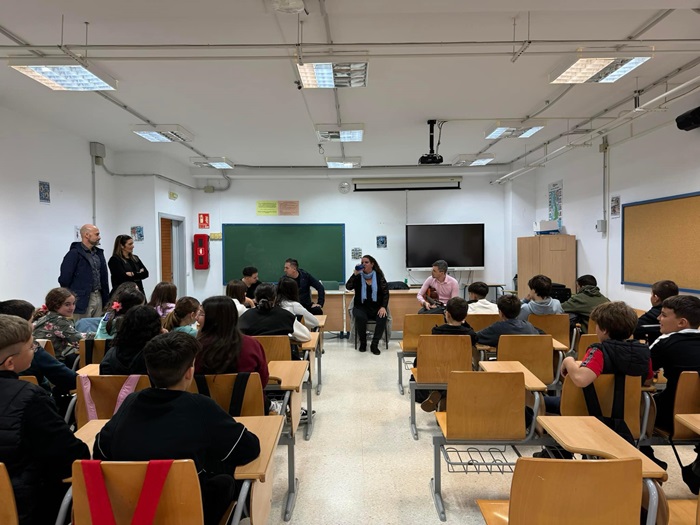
top-left (662, 295), bottom-right (700, 329)
top-left (255, 283), bottom-right (277, 312)
top-left (276, 277), bottom-right (300, 305)
top-left (32, 287), bottom-right (75, 321)
top-left (652, 280), bottom-right (679, 301)
top-left (144, 332), bottom-right (199, 388)
top-left (148, 282), bottom-right (177, 311)
top-left (242, 266), bottom-right (258, 277)
top-left (284, 258), bottom-right (299, 269)
top-left (112, 305), bottom-right (163, 362)
top-left (432, 260), bottom-right (448, 273)
top-left (361, 254), bottom-right (385, 279)
top-left (528, 274), bottom-right (552, 298)
top-left (112, 234), bottom-right (136, 260)
top-left (0, 300), bottom-right (35, 321)
top-left (225, 280), bottom-right (247, 303)
top-left (445, 297), bottom-right (468, 322)
top-left (196, 296), bottom-right (242, 373)
top-left (105, 288), bottom-right (146, 335)
top-left (590, 301), bottom-right (638, 340)
top-left (104, 282), bottom-right (139, 313)
top-left (497, 295), bottom-right (522, 319)
top-left (468, 282), bottom-right (489, 299)
top-left (576, 275), bottom-right (597, 288)
top-left (163, 296), bottom-right (200, 331)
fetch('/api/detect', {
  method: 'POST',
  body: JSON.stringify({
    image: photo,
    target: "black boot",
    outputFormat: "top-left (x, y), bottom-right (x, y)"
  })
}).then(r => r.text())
top-left (358, 340), bottom-right (367, 352)
top-left (370, 341), bottom-right (381, 355)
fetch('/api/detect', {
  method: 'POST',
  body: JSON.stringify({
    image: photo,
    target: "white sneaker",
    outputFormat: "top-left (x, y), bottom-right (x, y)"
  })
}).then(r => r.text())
top-left (269, 400), bottom-right (284, 415)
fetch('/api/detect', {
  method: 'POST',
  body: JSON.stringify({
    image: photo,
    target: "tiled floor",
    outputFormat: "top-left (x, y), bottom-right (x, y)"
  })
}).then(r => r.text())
top-left (265, 336), bottom-right (698, 524)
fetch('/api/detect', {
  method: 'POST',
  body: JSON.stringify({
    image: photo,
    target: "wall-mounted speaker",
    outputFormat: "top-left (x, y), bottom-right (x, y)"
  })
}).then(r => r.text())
top-left (676, 106), bottom-right (700, 131)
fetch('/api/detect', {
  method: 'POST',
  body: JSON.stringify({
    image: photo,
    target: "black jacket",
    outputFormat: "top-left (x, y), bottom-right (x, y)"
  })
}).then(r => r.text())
top-left (238, 307), bottom-right (296, 336)
top-left (476, 319), bottom-right (542, 347)
top-left (634, 305), bottom-right (662, 343)
top-left (291, 269), bottom-right (325, 309)
top-left (100, 345), bottom-right (148, 376)
top-left (0, 372), bottom-right (89, 525)
top-left (18, 343), bottom-right (77, 393)
top-left (58, 242), bottom-right (109, 314)
top-left (588, 339), bottom-right (650, 377)
top-left (432, 323), bottom-right (477, 341)
top-left (346, 272), bottom-right (389, 310)
top-left (108, 255), bottom-right (149, 294)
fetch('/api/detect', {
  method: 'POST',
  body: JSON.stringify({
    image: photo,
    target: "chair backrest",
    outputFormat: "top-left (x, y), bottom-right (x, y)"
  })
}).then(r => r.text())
top-left (79, 339), bottom-right (109, 368)
top-left (253, 336), bottom-right (292, 362)
top-left (507, 457), bottom-right (642, 525)
top-left (497, 335), bottom-right (554, 385)
top-left (673, 371), bottom-right (700, 439)
top-left (444, 371), bottom-right (525, 440)
top-left (528, 314), bottom-right (570, 346)
top-left (587, 318), bottom-right (598, 335)
top-left (0, 464), bottom-right (18, 525)
top-left (19, 375), bottom-right (38, 385)
top-left (35, 338), bottom-right (55, 357)
top-left (186, 373), bottom-right (265, 416)
top-left (576, 334), bottom-right (599, 360)
top-left (72, 460), bottom-right (204, 525)
top-left (466, 313), bottom-right (500, 332)
top-left (560, 374), bottom-right (643, 439)
top-left (401, 314), bottom-right (444, 351)
top-left (415, 335), bottom-right (472, 383)
top-left (76, 375), bottom-right (152, 429)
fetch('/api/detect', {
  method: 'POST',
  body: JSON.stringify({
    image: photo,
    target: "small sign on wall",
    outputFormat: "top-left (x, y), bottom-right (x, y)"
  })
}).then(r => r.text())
top-left (39, 181), bottom-right (50, 204)
top-left (198, 213), bottom-right (210, 229)
top-left (131, 226), bottom-right (145, 242)
top-left (376, 235), bottom-right (387, 248)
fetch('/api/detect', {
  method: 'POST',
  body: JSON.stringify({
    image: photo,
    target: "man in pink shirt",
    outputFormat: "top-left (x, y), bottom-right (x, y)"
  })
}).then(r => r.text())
top-left (417, 260), bottom-right (460, 314)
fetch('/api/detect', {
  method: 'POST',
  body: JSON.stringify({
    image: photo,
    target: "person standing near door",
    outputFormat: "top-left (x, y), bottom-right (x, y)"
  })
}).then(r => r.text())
top-left (58, 224), bottom-right (109, 319)
top-left (108, 234), bottom-right (149, 294)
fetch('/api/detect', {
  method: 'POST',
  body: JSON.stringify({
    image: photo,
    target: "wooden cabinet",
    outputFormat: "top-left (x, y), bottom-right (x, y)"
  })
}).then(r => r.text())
top-left (517, 235), bottom-right (576, 298)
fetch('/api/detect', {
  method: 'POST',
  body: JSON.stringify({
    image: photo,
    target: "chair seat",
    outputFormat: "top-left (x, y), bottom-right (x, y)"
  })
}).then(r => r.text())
top-left (476, 500), bottom-right (510, 525)
top-left (667, 499), bottom-right (697, 524)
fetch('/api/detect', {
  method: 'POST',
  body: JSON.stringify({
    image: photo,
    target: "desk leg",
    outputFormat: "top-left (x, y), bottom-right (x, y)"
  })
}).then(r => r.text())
top-left (431, 435), bottom-right (447, 521)
top-left (644, 479), bottom-right (658, 525)
top-left (304, 379), bottom-right (314, 440)
top-left (410, 382), bottom-right (418, 440)
top-left (640, 392), bottom-right (651, 443)
top-left (278, 432), bottom-right (298, 521)
top-left (316, 341), bottom-right (323, 395)
top-left (230, 480), bottom-right (251, 525)
top-left (397, 352), bottom-right (405, 395)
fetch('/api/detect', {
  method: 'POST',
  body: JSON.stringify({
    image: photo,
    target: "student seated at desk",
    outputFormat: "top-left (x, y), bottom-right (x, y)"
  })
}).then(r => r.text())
top-left (0, 314), bottom-right (90, 525)
top-left (475, 295), bottom-right (541, 347)
top-left (276, 277), bottom-right (320, 330)
top-left (163, 296), bottom-right (201, 336)
top-left (415, 297), bottom-right (476, 412)
top-left (225, 279), bottom-right (250, 318)
top-left (31, 287), bottom-right (88, 363)
top-left (634, 279), bottom-right (678, 344)
top-left (560, 274), bottom-right (609, 333)
top-left (649, 295), bottom-right (700, 494)
top-left (516, 274), bottom-right (564, 322)
top-left (100, 305), bottom-right (163, 375)
top-left (466, 282), bottom-right (498, 314)
top-left (94, 332), bottom-right (260, 525)
top-left (147, 281), bottom-right (177, 318)
top-left (94, 286), bottom-right (145, 340)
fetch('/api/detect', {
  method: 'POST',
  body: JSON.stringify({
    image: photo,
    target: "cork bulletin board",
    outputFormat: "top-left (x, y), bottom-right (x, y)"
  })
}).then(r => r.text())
top-left (622, 191), bottom-right (700, 293)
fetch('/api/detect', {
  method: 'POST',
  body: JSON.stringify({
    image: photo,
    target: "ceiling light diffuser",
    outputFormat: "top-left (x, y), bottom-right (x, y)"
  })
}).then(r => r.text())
top-left (550, 56), bottom-right (651, 84)
top-left (485, 120), bottom-right (545, 140)
top-left (452, 154), bottom-right (495, 167)
top-left (9, 57), bottom-right (117, 91)
top-left (191, 157), bottom-right (234, 169)
top-left (315, 124), bottom-right (364, 142)
top-left (326, 157), bottom-right (361, 169)
top-left (297, 62), bottom-right (368, 88)
top-left (132, 125), bottom-right (194, 143)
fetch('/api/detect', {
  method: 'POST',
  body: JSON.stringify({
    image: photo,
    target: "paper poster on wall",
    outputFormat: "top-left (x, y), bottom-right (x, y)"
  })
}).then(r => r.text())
top-left (351, 248), bottom-right (362, 259)
top-left (376, 235), bottom-right (387, 248)
top-left (74, 226), bottom-right (81, 241)
top-left (131, 226), bottom-right (145, 242)
top-left (611, 195), bottom-right (621, 219)
top-left (198, 213), bottom-right (210, 229)
top-left (278, 201), bottom-right (299, 216)
top-left (548, 180), bottom-right (563, 227)
top-left (39, 181), bottom-right (50, 204)
top-left (256, 201), bottom-right (279, 216)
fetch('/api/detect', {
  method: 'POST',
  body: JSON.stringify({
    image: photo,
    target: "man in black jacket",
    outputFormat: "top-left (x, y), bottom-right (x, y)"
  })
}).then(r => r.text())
top-left (0, 314), bottom-right (89, 525)
top-left (283, 258), bottom-right (325, 314)
top-left (94, 332), bottom-right (261, 524)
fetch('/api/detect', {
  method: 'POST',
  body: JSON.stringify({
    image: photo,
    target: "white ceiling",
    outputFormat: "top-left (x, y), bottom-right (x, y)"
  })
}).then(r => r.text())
top-left (2, 1), bottom-right (700, 176)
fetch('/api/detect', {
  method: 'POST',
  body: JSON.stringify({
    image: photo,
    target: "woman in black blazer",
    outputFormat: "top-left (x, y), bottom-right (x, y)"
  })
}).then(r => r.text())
top-left (108, 234), bottom-right (149, 294)
top-left (345, 254), bottom-right (389, 355)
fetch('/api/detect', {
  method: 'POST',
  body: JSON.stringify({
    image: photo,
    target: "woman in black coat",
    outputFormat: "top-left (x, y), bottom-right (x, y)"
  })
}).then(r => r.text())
top-left (345, 254), bottom-right (389, 355)
top-left (108, 234), bottom-right (149, 294)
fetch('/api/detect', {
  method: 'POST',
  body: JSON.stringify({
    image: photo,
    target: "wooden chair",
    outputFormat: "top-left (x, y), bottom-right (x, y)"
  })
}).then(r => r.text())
top-left (497, 335), bottom-right (556, 387)
top-left (528, 314), bottom-right (570, 348)
top-left (71, 459), bottom-right (207, 524)
top-left (19, 375), bottom-right (38, 385)
top-left (576, 333), bottom-right (599, 360)
top-left (35, 338), bottom-right (55, 357)
top-left (78, 339), bottom-right (109, 368)
top-left (254, 335), bottom-right (293, 362)
top-left (655, 371), bottom-right (700, 441)
top-left (75, 375), bottom-right (152, 429)
top-left (477, 457), bottom-right (643, 525)
top-left (467, 313), bottom-right (500, 332)
top-left (560, 374), bottom-right (644, 440)
top-left (0, 463), bottom-right (18, 525)
top-left (587, 318), bottom-right (598, 335)
top-left (396, 314), bottom-right (443, 394)
top-left (186, 373), bottom-right (265, 416)
top-left (668, 494), bottom-right (699, 525)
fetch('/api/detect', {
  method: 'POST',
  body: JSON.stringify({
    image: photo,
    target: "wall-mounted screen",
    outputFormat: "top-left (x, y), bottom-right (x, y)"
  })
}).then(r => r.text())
top-left (406, 223), bottom-right (485, 270)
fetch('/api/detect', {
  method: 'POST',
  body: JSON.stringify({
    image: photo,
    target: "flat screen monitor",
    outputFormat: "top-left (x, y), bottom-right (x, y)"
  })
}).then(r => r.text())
top-left (406, 223), bottom-right (485, 270)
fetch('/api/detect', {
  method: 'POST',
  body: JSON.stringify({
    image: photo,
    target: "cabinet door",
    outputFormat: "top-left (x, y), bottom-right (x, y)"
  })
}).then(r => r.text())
top-left (539, 235), bottom-right (576, 290)
top-left (517, 237), bottom-right (540, 298)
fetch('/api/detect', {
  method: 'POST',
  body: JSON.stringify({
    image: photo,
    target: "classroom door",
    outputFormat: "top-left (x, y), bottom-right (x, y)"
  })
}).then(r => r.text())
top-left (160, 218), bottom-right (173, 282)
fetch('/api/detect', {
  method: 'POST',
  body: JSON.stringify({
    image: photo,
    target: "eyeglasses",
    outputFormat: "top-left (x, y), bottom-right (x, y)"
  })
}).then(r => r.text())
top-left (0, 341), bottom-right (36, 366)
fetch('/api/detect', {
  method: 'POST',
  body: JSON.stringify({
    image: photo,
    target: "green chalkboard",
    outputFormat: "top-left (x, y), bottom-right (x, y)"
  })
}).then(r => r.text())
top-left (222, 224), bottom-right (345, 284)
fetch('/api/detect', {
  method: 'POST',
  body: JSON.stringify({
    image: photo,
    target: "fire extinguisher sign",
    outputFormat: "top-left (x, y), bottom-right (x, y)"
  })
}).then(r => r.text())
top-left (198, 213), bottom-right (210, 229)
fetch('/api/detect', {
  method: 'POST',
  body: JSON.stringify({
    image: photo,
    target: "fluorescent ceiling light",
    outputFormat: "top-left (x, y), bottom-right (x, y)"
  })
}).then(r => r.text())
top-left (9, 57), bottom-right (117, 91)
top-left (326, 157), bottom-right (361, 169)
top-left (485, 120), bottom-right (545, 139)
top-left (297, 62), bottom-right (368, 88)
top-left (452, 154), bottom-right (495, 167)
top-left (191, 157), bottom-right (234, 169)
top-left (550, 57), bottom-right (651, 84)
top-left (132, 125), bottom-right (194, 143)
top-left (315, 124), bottom-right (364, 142)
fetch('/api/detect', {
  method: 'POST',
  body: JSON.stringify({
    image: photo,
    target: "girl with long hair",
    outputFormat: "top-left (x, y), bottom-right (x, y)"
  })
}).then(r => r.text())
top-left (238, 284), bottom-right (311, 343)
top-left (95, 288), bottom-right (146, 340)
top-left (225, 280), bottom-right (249, 318)
top-left (100, 305), bottom-right (163, 375)
top-left (163, 296), bottom-right (201, 336)
top-left (108, 234), bottom-right (149, 293)
top-left (275, 277), bottom-right (319, 329)
top-left (148, 282), bottom-right (177, 318)
top-left (32, 287), bottom-right (87, 362)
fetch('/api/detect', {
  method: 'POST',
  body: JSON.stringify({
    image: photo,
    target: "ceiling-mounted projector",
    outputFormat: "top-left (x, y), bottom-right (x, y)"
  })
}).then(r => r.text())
top-left (418, 119), bottom-right (444, 165)
top-left (273, 0), bottom-right (306, 14)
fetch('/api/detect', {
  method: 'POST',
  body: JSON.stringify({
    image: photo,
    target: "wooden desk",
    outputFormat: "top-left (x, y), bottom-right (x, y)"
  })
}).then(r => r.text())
top-left (77, 364), bottom-right (100, 376)
top-left (299, 331), bottom-right (323, 396)
top-left (312, 290), bottom-right (352, 333)
top-left (268, 361), bottom-right (308, 436)
top-left (676, 414), bottom-right (700, 436)
top-left (479, 361), bottom-right (547, 392)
